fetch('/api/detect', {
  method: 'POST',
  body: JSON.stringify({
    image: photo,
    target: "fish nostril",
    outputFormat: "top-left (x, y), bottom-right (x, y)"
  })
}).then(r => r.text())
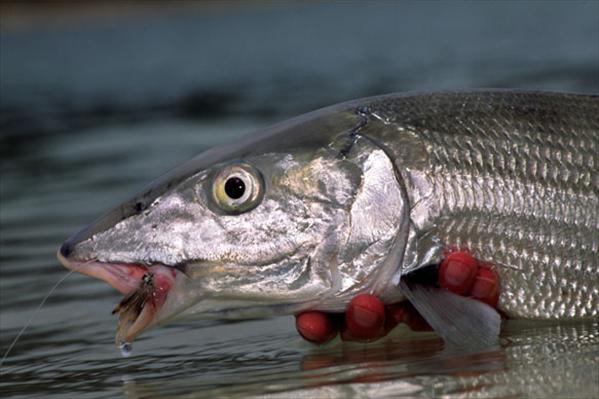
top-left (59, 241), bottom-right (73, 258)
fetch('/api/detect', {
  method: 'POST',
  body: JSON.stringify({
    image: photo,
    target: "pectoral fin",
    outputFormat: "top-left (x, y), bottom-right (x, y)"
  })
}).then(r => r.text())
top-left (399, 280), bottom-right (501, 349)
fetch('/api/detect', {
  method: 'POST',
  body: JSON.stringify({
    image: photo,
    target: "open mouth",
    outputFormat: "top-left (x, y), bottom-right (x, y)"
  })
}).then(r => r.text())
top-left (57, 251), bottom-right (177, 344)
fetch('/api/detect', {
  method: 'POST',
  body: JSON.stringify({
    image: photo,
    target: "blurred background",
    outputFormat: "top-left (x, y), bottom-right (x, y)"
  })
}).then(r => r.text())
top-left (1, 1), bottom-right (598, 398)
top-left (2, 0), bottom-right (598, 140)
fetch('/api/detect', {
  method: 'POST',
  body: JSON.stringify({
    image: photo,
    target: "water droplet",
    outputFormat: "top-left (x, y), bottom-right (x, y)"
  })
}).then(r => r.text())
top-left (119, 341), bottom-right (133, 358)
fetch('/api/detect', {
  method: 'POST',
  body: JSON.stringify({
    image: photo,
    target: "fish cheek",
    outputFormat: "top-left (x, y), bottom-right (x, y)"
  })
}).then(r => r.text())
top-left (200, 198), bottom-right (343, 298)
top-left (187, 155), bottom-right (358, 300)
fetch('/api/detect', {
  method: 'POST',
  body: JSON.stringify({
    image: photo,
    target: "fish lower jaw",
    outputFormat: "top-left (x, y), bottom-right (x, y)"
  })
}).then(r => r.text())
top-left (56, 251), bottom-right (177, 343)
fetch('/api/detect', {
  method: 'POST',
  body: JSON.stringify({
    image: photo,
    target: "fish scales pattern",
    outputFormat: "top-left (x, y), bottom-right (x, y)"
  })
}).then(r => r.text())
top-left (366, 92), bottom-right (598, 318)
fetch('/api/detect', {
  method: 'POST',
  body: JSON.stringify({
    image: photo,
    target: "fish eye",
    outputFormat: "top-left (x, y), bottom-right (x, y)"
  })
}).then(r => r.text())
top-left (211, 163), bottom-right (264, 214)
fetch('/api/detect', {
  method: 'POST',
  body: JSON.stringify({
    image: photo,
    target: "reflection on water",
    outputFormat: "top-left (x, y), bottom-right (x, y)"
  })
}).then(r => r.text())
top-left (110, 322), bottom-right (599, 398)
top-left (1, 1), bottom-right (598, 398)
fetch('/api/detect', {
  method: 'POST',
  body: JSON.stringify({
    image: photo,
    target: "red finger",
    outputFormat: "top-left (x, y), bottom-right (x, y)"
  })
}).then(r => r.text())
top-left (439, 251), bottom-right (478, 295)
top-left (469, 266), bottom-right (500, 307)
top-left (295, 311), bottom-right (338, 344)
top-left (342, 294), bottom-right (386, 342)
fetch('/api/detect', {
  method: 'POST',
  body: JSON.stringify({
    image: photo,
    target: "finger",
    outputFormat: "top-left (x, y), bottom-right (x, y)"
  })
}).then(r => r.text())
top-left (438, 251), bottom-right (479, 295)
top-left (342, 294), bottom-right (386, 341)
top-left (469, 265), bottom-right (500, 307)
top-left (295, 311), bottom-right (338, 344)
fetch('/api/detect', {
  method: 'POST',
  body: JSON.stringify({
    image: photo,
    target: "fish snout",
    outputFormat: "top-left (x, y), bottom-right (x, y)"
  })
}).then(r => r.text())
top-left (59, 240), bottom-right (74, 258)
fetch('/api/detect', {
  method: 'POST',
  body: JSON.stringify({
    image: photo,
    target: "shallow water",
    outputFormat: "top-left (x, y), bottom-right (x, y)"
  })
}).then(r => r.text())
top-left (1, 2), bottom-right (598, 398)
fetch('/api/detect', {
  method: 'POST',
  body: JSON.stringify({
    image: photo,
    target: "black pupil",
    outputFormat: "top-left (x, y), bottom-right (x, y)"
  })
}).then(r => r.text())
top-left (224, 177), bottom-right (246, 199)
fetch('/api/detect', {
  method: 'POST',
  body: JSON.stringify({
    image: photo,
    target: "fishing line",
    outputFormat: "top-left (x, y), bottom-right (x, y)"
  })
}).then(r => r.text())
top-left (0, 269), bottom-right (76, 369)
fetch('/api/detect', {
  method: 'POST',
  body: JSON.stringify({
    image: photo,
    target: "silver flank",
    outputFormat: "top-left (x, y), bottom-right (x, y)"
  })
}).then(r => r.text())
top-left (360, 91), bottom-right (598, 319)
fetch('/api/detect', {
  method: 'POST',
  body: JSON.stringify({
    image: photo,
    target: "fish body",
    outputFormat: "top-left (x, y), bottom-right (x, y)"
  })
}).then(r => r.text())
top-left (58, 91), bottom-right (599, 343)
top-left (360, 92), bottom-right (598, 319)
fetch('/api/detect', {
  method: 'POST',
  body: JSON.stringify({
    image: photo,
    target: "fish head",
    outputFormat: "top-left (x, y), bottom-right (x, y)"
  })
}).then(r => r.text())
top-left (57, 104), bottom-right (410, 343)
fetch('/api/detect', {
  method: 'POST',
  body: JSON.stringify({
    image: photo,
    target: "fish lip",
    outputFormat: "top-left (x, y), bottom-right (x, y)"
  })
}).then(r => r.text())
top-left (57, 250), bottom-right (178, 343)
top-left (56, 250), bottom-right (151, 295)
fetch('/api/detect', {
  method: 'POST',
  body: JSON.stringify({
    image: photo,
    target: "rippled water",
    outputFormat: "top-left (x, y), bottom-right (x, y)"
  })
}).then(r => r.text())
top-left (1, 2), bottom-right (598, 398)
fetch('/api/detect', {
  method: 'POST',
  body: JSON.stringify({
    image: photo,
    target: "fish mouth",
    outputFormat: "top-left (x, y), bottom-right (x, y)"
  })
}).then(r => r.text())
top-left (57, 251), bottom-right (177, 344)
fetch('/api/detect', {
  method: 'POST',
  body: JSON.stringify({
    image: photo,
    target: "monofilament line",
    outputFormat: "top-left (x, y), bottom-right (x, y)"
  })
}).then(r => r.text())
top-left (0, 270), bottom-right (75, 370)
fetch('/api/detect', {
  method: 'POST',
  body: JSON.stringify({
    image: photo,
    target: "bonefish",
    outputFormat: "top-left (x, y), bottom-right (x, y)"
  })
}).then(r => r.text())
top-left (57, 90), bottom-right (598, 349)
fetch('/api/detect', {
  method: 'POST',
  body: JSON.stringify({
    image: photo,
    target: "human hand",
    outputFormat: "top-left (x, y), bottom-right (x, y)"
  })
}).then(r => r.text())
top-left (295, 251), bottom-right (500, 344)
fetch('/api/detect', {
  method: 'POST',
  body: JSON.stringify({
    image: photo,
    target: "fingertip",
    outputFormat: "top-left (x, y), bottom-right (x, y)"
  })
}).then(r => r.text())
top-left (470, 266), bottom-right (500, 307)
top-left (439, 251), bottom-right (478, 295)
top-left (344, 294), bottom-right (385, 341)
top-left (295, 311), bottom-right (337, 344)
